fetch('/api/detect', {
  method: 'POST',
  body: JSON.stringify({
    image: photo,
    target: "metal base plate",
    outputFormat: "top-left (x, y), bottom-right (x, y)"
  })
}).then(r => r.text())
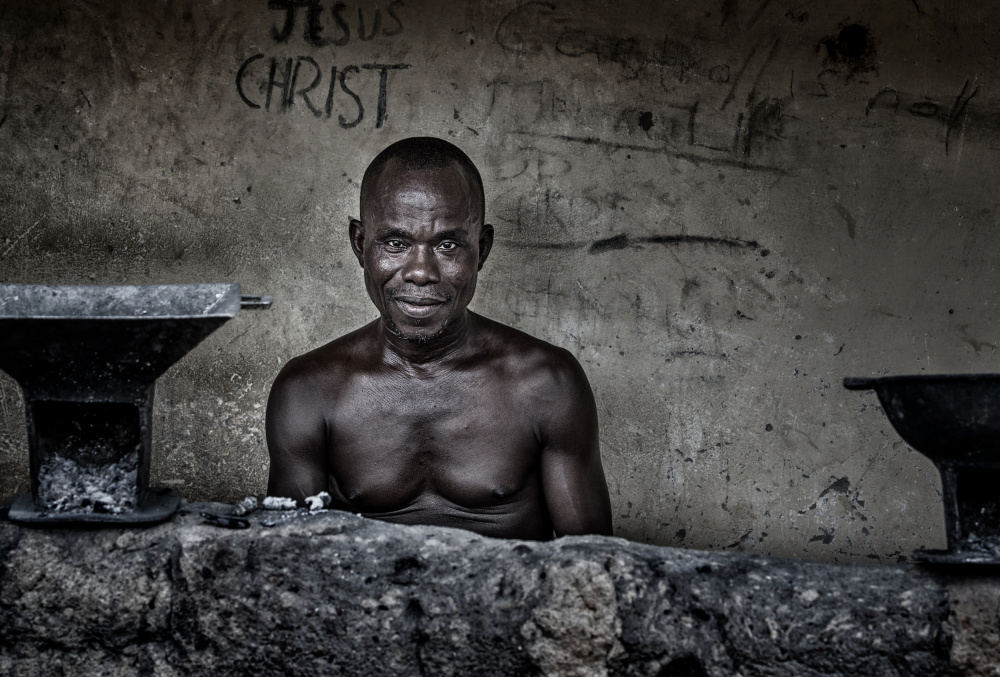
top-left (913, 549), bottom-right (1000, 566)
top-left (7, 487), bottom-right (181, 526)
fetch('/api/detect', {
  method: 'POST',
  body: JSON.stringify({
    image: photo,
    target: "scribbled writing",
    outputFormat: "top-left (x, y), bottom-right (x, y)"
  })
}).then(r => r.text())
top-left (486, 78), bottom-right (790, 172)
top-left (865, 79), bottom-right (979, 154)
top-left (235, 1), bottom-right (410, 126)
top-left (495, 2), bottom-right (700, 86)
top-left (489, 4), bottom-right (795, 171)
top-left (268, 0), bottom-right (404, 46)
top-left (236, 57), bottom-right (410, 127)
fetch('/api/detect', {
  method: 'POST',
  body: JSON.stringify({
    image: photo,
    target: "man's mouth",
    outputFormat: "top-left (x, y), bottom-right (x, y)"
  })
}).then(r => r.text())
top-left (392, 295), bottom-right (447, 319)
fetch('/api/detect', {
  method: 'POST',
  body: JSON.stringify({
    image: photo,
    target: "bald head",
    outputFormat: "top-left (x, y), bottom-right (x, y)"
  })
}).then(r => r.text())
top-left (360, 137), bottom-right (485, 228)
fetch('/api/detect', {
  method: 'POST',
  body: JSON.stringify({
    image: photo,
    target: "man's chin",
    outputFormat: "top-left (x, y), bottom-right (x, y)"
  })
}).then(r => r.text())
top-left (384, 315), bottom-right (450, 344)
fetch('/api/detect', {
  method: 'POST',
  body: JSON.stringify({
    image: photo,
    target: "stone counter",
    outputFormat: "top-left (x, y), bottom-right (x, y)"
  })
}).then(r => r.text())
top-left (0, 504), bottom-right (995, 676)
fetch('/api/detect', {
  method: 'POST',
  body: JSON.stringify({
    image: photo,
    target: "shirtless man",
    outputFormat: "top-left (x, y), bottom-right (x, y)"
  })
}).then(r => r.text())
top-left (265, 137), bottom-right (612, 540)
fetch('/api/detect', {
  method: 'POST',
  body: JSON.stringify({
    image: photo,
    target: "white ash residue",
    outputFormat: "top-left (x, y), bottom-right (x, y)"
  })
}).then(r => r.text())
top-left (262, 495), bottom-right (298, 511)
top-left (37, 451), bottom-right (138, 514)
top-left (261, 492), bottom-right (332, 512)
top-left (961, 533), bottom-right (1000, 558)
top-left (258, 492), bottom-right (333, 526)
top-left (233, 496), bottom-right (259, 516)
top-left (305, 491), bottom-right (331, 512)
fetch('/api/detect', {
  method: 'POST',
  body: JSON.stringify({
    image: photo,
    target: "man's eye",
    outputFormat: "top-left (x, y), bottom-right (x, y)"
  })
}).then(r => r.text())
top-left (437, 241), bottom-right (457, 251)
top-left (386, 239), bottom-right (405, 248)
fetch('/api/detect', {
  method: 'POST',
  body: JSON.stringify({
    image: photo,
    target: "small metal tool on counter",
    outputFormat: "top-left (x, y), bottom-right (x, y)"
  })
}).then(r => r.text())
top-left (846, 374), bottom-right (1000, 565)
top-left (240, 295), bottom-right (273, 309)
top-left (201, 512), bottom-right (251, 529)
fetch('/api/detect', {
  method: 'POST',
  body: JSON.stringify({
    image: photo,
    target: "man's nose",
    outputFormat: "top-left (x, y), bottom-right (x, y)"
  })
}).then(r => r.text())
top-left (401, 245), bottom-right (441, 286)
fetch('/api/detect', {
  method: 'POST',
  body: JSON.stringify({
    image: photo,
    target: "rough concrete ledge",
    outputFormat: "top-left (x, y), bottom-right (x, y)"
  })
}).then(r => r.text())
top-left (0, 504), bottom-right (995, 676)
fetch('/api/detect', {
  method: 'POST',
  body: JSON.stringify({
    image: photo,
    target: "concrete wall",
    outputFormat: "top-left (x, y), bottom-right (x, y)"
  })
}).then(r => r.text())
top-left (0, 0), bottom-right (998, 562)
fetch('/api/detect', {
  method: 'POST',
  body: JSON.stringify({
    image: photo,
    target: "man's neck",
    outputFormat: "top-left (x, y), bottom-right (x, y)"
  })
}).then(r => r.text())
top-left (377, 311), bottom-right (476, 368)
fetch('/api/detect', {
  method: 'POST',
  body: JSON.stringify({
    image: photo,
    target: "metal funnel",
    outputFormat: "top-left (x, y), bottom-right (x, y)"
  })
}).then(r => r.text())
top-left (0, 283), bottom-right (270, 525)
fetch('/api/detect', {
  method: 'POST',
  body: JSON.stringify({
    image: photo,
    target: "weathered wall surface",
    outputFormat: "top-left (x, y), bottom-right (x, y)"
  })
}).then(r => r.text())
top-left (1, 0), bottom-right (999, 562)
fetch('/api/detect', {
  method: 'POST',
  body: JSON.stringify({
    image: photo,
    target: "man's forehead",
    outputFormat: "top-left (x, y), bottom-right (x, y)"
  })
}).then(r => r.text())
top-left (369, 164), bottom-right (478, 223)
top-left (376, 161), bottom-right (471, 195)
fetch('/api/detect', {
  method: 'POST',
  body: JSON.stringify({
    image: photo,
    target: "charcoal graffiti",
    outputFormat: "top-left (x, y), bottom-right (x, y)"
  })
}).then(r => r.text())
top-left (865, 79), bottom-right (980, 153)
top-left (555, 30), bottom-right (659, 81)
top-left (268, 0), bottom-right (405, 46)
top-left (497, 149), bottom-right (573, 180)
top-left (738, 94), bottom-right (789, 157)
top-left (493, 185), bottom-right (604, 238)
top-left (495, 2), bottom-right (732, 88)
top-left (489, 9), bottom-right (794, 169)
top-left (235, 1), bottom-right (410, 125)
top-left (236, 56), bottom-right (410, 127)
top-left (587, 233), bottom-right (760, 254)
top-left (487, 76), bottom-right (790, 171)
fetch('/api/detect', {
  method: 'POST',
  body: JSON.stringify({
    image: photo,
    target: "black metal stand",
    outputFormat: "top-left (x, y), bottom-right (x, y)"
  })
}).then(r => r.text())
top-left (0, 284), bottom-right (269, 526)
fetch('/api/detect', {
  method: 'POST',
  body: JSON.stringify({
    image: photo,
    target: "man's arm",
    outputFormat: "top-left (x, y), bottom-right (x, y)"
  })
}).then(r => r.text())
top-left (537, 350), bottom-right (613, 537)
top-left (265, 360), bottom-right (328, 502)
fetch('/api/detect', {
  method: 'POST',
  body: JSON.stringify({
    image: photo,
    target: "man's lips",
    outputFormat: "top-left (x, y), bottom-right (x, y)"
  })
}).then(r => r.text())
top-left (392, 295), bottom-right (447, 318)
top-left (394, 295), bottom-right (445, 305)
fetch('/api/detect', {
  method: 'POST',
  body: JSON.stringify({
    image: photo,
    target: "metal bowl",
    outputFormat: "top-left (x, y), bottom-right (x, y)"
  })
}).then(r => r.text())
top-left (844, 374), bottom-right (1000, 465)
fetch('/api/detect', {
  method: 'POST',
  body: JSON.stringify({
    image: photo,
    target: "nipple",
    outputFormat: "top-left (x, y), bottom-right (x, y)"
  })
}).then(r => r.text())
top-left (492, 484), bottom-right (513, 498)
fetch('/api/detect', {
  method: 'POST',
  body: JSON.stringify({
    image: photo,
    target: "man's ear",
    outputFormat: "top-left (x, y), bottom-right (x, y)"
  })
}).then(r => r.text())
top-left (349, 218), bottom-right (365, 267)
top-left (478, 223), bottom-right (494, 271)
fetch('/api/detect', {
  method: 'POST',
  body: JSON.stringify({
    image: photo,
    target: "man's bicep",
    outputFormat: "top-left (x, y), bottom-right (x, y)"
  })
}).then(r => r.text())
top-left (539, 356), bottom-right (613, 537)
top-left (542, 445), bottom-right (613, 537)
top-left (265, 367), bottom-right (328, 501)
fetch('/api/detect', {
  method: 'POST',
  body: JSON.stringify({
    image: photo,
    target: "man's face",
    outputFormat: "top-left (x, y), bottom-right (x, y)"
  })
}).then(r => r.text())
top-left (350, 162), bottom-right (493, 343)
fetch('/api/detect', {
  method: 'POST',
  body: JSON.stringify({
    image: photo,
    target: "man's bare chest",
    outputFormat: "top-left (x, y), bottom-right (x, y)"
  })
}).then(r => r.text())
top-left (322, 373), bottom-right (541, 510)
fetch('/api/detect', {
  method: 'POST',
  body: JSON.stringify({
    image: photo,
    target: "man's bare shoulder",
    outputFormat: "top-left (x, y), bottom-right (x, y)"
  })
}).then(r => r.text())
top-left (471, 313), bottom-right (591, 394)
top-left (471, 314), bottom-right (599, 456)
top-left (272, 320), bottom-right (380, 393)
